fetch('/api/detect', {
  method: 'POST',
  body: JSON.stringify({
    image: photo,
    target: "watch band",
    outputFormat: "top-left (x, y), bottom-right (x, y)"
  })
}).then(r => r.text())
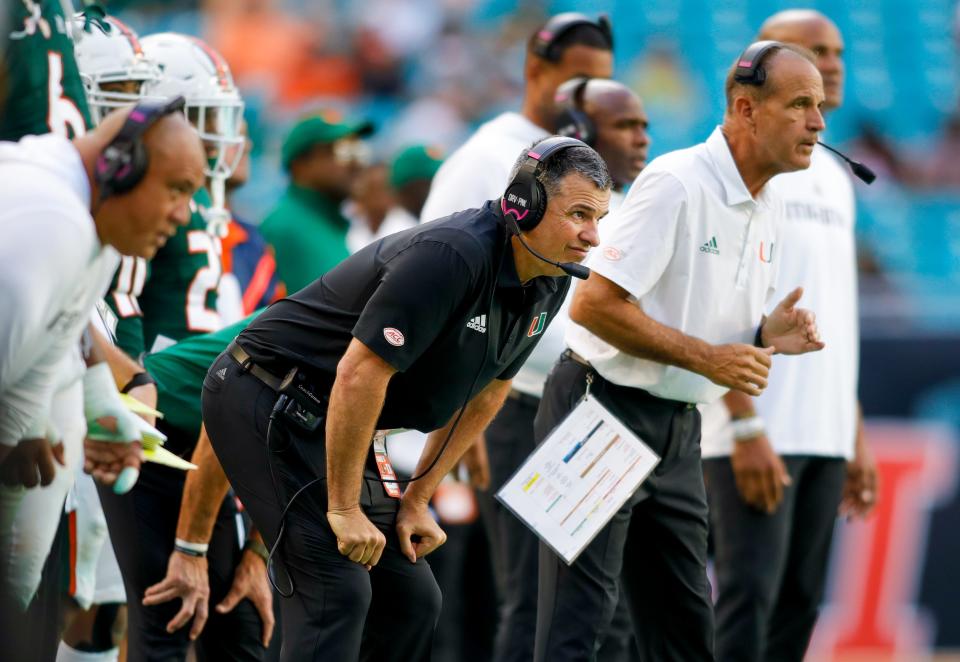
top-left (121, 371), bottom-right (156, 394)
top-left (174, 538), bottom-right (209, 557)
top-left (244, 538), bottom-right (269, 564)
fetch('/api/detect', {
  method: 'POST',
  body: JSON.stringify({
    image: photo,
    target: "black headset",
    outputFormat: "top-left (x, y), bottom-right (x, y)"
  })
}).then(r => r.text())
top-left (531, 12), bottom-right (613, 62)
top-left (501, 135), bottom-right (588, 233)
top-left (733, 40), bottom-right (784, 86)
top-left (94, 95), bottom-right (186, 200)
top-left (554, 77), bottom-right (596, 146)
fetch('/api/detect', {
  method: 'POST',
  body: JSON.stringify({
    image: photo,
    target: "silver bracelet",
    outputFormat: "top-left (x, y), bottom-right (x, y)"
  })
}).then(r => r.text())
top-left (174, 538), bottom-right (209, 557)
top-left (731, 416), bottom-right (765, 441)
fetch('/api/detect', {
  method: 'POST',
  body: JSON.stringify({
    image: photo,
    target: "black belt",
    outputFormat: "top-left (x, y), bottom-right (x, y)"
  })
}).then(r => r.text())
top-left (561, 348), bottom-right (591, 368)
top-left (227, 341), bottom-right (284, 391)
top-left (561, 348), bottom-right (695, 409)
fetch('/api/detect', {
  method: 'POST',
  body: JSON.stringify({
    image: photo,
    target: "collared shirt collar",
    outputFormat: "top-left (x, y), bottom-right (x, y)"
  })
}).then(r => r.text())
top-left (499, 243), bottom-right (562, 296)
top-left (705, 126), bottom-right (774, 209)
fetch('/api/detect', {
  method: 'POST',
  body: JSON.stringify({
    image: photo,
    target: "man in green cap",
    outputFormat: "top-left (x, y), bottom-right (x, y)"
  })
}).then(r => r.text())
top-left (345, 145), bottom-right (444, 253)
top-left (391, 144), bottom-right (445, 220)
top-left (260, 110), bottom-right (374, 292)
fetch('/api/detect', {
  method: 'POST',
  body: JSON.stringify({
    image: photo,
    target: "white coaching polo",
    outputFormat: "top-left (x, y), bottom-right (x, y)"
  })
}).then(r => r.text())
top-left (0, 134), bottom-right (119, 445)
top-left (566, 127), bottom-right (783, 404)
top-left (700, 146), bottom-right (858, 459)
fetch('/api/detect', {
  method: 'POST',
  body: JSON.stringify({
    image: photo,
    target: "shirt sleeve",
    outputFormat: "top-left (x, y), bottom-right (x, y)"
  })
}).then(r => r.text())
top-left (419, 149), bottom-right (510, 223)
top-left (353, 240), bottom-right (479, 372)
top-left (586, 170), bottom-right (688, 300)
top-left (0, 208), bottom-right (89, 445)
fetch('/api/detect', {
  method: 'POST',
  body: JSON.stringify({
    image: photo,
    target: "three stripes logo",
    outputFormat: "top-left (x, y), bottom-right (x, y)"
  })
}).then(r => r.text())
top-left (467, 314), bottom-right (487, 333)
top-left (527, 312), bottom-right (548, 337)
top-left (699, 236), bottom-right (719, 255)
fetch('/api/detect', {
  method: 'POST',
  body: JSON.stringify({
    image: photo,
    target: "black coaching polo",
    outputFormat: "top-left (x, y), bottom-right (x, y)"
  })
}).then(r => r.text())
top-left (237, 200), bottom-right (569, 433)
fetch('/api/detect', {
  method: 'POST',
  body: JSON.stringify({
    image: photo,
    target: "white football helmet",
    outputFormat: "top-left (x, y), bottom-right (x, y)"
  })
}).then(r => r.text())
top-left (72, 15), bottom-right (161, 125)
top-left (140, 32), bottom-right (245, 181)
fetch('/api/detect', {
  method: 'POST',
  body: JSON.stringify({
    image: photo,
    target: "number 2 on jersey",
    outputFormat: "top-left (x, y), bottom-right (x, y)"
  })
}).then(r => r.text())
top-left (186, 231), bottom-right (223, 332)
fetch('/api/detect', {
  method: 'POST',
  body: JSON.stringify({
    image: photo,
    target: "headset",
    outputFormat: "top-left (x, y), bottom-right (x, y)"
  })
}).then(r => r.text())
top-left (94, 95), bottom-right (186, 200)
top-left (500, 135), bottom-right (592, 279)
top-left (731, 41), bottom-right (877, 184)
top-left (502, 135), bottom-right (586, 232)
top-left (733, 40), bottom-right (782, 86)
top-left (531, 12), bottom-right (613, 62)
top-left (554, 77), bottom-right (596, 146)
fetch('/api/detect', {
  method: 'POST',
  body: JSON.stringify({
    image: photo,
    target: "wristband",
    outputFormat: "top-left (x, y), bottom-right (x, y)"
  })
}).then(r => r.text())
top-left (754, 324), bottom-right (765, 348)
top-left (243, 538), bottom-right (269, 564)
top-left (731, 416), bottom-right (766, 441)
top-left (174, 538), bottom-right (209, 557)
top-left (121, 371), bottom-right (156, 394)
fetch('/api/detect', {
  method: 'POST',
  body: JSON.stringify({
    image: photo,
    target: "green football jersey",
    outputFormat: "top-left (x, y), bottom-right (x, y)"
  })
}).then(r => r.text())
top-left (108, 187), bottom-right (224, 358)
top-left (1, 1), bottom-right (92, 140)
top-left (144, 313), bottom-right (259, 439)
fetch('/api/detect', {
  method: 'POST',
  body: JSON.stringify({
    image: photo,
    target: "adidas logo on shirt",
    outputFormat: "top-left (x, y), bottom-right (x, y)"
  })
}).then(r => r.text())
top-left (216, 367), bottom-right (227, 380)
top-left (466, 314), bottom-right (487, 333)
top-left (699, 236), bottom-right (719, 255)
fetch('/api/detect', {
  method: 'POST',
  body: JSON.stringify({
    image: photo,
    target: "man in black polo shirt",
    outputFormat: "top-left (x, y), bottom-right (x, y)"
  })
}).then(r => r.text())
top-left (201, 137), bottom-right (612, 661)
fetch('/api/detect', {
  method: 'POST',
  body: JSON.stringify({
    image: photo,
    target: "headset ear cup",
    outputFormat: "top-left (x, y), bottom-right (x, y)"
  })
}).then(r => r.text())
top-left (570, 108), bottom-right (595, 146)
top-left (109, 141), bottom-right (149, 196)
top-left (527, 178), bottom-right (547, 232)
top-left (94, 152), bottom-right (113, 191)
top-left (555, 108), bottom-right (595, 146)
top-left (510, 176), bottom-right (545, 233)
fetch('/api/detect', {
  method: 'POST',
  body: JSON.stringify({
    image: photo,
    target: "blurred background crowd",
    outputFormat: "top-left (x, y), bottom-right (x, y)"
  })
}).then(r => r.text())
top-left (5, 1), bottom-right (960, 660)
top-left (107, 0), bottom-right (960, 328)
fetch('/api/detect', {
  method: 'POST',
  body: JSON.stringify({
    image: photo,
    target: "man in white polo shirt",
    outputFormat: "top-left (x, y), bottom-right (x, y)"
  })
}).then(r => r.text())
top-left (0, 101), bottom-right (205, 654)
top-left (533, 43), bottom-right (827, 661)
top-left (701, 11), bottom-right (878, 662)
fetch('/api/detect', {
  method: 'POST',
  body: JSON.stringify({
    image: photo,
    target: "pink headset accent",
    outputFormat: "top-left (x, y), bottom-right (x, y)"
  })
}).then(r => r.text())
top-left (500, 198), bottom-right (529, 220)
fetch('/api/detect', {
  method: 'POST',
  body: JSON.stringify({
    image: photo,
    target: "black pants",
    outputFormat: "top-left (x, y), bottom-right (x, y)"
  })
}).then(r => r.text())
top-left (97, 424), bottom-right (266, 662)
top-left (201, 351), bottom-right (442, 662)
top-left (533, 355), bottom-right (714, 662)
top-left (484, 393), bottom-right (638, 662)
top-left (703, 455), bottom-right (846, 662)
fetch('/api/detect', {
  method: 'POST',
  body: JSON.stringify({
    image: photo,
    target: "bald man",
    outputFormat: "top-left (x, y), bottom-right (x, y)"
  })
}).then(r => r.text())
top-left (535, 44), bottom-right (826, 661)
top-left (0, 101), bottom-right (205, 644)
top-left (701, 11), bottom-right (878, 662)
top-left (555, 77), bottom-right (651, 193)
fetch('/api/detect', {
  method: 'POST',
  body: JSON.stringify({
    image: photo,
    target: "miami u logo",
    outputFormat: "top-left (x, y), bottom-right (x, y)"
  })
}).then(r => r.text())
top-left (527, 312), bottom-right (548, 337)
top-left (759, 241), bottom-right (775, 263)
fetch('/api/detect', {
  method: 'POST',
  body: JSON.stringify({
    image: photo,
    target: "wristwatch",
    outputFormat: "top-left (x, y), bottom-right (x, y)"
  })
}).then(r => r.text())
top-left (243, 538), bottom-right (269, 564)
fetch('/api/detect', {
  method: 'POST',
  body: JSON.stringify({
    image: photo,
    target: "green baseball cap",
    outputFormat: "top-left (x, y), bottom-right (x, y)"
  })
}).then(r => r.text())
top-left (281, 109), bottom-right (375, 170)
top-left (389, 145), bottom-right (445, 188)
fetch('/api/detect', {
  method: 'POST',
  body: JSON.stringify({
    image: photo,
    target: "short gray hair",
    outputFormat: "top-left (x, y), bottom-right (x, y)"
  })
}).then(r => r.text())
top-left (508, 140), bottom-right (613, 198)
